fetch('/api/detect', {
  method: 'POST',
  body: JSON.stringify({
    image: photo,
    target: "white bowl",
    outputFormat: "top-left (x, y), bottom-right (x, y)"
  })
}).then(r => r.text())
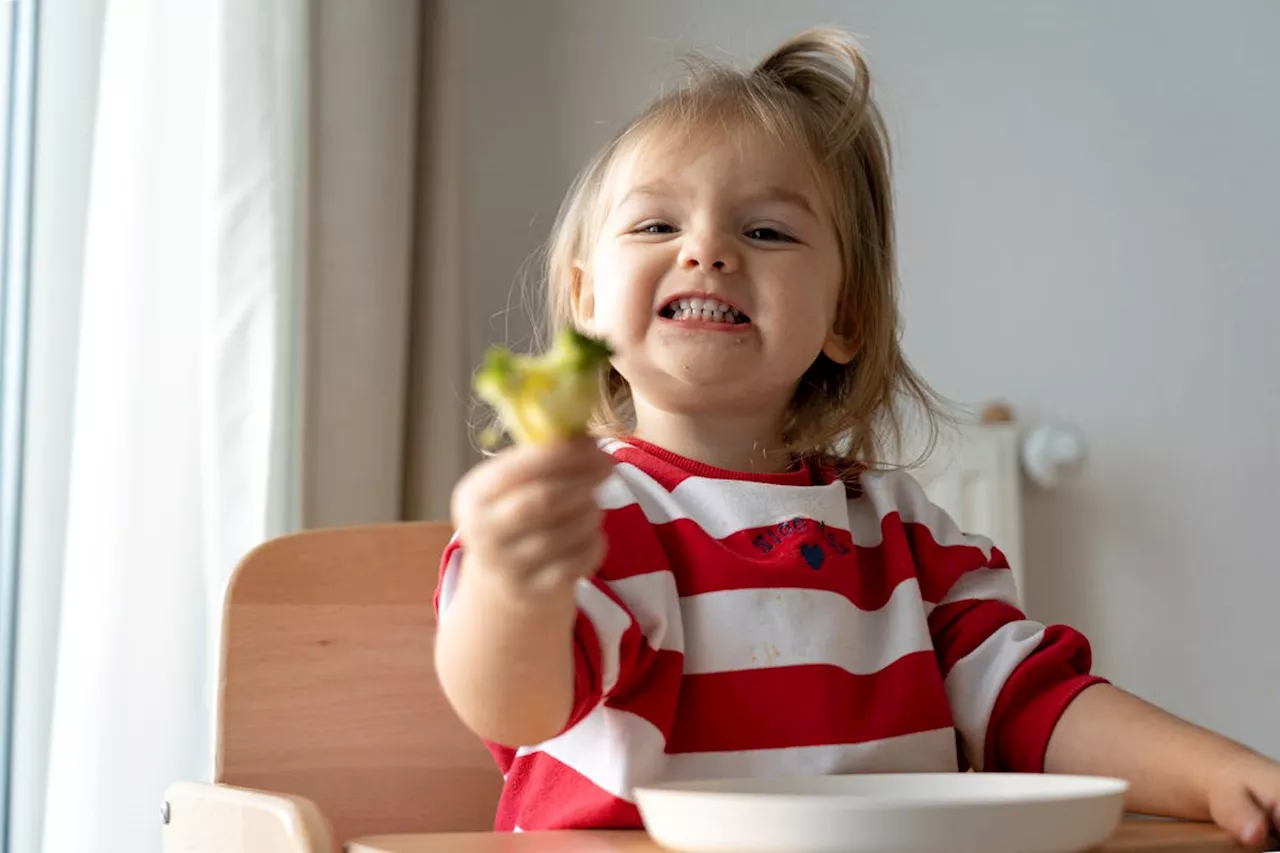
top-left (634, 773), bottom-right (1129, 853)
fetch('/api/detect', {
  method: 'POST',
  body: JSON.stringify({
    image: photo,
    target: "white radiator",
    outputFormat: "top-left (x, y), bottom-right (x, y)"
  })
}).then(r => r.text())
top-left (908, 415), bottom-right (1086, 608)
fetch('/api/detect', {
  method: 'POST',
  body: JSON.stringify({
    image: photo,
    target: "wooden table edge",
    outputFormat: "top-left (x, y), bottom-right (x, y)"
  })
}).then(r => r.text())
top-left (347, 817), bottom-right (1245, 853)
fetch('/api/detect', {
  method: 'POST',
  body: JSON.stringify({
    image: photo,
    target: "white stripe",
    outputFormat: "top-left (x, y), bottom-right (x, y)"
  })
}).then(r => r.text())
top-left (595, 469), bottom-right (636, 509)
top-left (681, 580), bottom-right (931, 676)
top-left (575, 580), bottom-right (633, 696)
top-left (661, 727), bottom-right (958, 781)
top-left (945, 620), bottom-right (1045, 771)
top-left (936, 567), bottom-right (1021, 610)
top-left (598, 437), bottom-right (630, 455)
top-left (597, 462), bottom-right (852, 538)
top-left (852, 470), bottom-right (995, 557)
top-left (436, 546), bottom-right (463, 618)
top-left (595, 460), bottom-right (995, 560)
top-left (515, 711), bottom-right (957, 801)
top-left (515, 704), bottom-right (667, 802)
top-left (605, 571), bottom-right (683, 655)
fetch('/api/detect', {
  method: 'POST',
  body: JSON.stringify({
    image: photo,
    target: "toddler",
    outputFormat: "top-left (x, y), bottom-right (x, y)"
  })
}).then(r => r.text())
top-left (434, 26), bottom-right (1280, 845)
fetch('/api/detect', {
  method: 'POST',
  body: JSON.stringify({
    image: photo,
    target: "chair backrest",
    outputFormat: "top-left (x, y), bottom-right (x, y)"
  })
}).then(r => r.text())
top-left (216, 522), bottom-right (503, 842)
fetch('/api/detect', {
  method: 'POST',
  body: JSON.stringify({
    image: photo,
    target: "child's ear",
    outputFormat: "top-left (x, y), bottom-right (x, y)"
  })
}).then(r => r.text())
top-left (570, 263), bottom-right (595, 330)
top-left (822, 329), bottom-right (858, 364)
top-left (822, 291), bottom-right (858, 364)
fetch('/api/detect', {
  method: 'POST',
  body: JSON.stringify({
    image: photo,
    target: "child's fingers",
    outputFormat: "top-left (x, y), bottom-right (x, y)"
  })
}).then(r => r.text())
top-left (528, 530), bottom-right (608, 593)
top-left (1212, 785), bottom-right (1270, 848)
top-left (486, 437), bottom-right (615, 489)
top-left (453, 448), bottom-right (607, 531)
top-left (481, 478), bottom-right (602, 540)
top-left (502, 511), bottom-right (604, 571)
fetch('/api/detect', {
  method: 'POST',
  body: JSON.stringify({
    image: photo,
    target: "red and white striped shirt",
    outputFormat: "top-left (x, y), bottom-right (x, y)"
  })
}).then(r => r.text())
top-left (435, 438), bottom-right (1105, 832)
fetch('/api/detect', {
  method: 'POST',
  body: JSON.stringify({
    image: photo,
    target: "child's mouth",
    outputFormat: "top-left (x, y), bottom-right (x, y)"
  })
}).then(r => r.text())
top-left (658, 297), bottom-right (750, 325)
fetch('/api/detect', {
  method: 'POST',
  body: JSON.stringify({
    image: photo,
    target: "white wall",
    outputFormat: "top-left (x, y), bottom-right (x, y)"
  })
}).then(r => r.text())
top-left (458, 0), bottom-right (1280, 758)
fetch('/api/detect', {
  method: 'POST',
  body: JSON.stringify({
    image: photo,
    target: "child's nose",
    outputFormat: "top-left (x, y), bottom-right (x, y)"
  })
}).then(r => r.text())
top-left (678, 235), bottom-right (738, 274)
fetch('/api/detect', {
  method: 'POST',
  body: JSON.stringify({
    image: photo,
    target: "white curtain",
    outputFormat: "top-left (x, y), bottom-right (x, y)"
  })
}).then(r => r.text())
top-left (37, 1), bottom-right (307, 850)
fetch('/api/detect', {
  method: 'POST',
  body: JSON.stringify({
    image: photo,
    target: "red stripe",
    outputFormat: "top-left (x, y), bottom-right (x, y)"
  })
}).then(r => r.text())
top-left (599, 507), bottom-right (1012, 615)
top-left (579, 578), bottom-right (683, 729)
top-left (604, 647), bottom-right (684, 736)
top-left (566, 608), bottom-right (605, 731)
top-left (667, 652), bottom-right (952, 754)
top-left (929, 598), bottom-right (1027, 677)
top-left (649, 518), bottom-right (918, 612)
top-left (433, 539), bottom-right (462, 615)
top-left (597, 504), bottom-right (671, 581)
top-left (987, 625), bottom-right (1107, 772)
top-left (898, 518), bottom-right (1011, 603)
top-left (610, 444), bottom-right (695, 490)
top-left (488, 742), bottom-right (516, 777)
top-left (610, 440), bottom-right (820, 489)
top-left (582, 574), bottom-right (650, 701)
top-left (496, 753), bottom-right (641, 830)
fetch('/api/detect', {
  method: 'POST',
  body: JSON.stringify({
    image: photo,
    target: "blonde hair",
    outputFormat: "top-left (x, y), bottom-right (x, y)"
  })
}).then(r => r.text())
top-left (541, 26), bottom-right (947, 473)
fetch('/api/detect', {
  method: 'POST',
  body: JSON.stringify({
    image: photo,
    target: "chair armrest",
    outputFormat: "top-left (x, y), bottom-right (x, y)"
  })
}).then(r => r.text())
top-left (162, 781), bottom-right (337, 853)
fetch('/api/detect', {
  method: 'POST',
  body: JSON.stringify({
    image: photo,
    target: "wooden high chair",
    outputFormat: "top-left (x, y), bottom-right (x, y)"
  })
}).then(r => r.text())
top-left (162, 522), bottom-right (503, 853)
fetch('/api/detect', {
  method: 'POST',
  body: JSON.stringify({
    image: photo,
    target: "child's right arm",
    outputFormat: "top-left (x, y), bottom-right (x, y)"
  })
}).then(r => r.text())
top-left (434, 437), bottom-right (616, 748)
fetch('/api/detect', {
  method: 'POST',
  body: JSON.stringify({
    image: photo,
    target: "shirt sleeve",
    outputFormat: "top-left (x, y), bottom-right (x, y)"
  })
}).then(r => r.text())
top-left (434, 523), bottom-right (657, 736)
top-left (889, 475), bottom-right (1108, 773)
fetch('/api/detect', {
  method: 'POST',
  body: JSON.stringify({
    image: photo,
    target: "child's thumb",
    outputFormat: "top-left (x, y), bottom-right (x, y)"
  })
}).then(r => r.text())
top-left (1211, 784), bottom-right (1269, 848)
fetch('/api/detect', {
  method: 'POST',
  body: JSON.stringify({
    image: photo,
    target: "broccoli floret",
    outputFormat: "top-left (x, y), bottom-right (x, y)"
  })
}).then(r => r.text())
top-left (474, 329), bottom-right (613, 445)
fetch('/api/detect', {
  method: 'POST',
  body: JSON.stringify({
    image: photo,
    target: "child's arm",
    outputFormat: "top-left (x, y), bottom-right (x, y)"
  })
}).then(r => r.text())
top-left (1045, 682), bottom-right (1280, 847)
top-left (434, 437), bottom-right (615, 747)
top-left (894, 470), bottom-right (1279, 846)
top-left (435, 567), bottom-right (581, 747)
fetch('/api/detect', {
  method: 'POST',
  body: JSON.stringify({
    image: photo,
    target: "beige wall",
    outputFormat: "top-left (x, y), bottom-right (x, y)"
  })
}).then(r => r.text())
top-left (455, 0), bottom-right (1280, 757)
top-left (452, 0), bottom-right (568, 371)
top-left (303, 0), bottom-right (476, 527)
top-left (303, 0), bottom-right (422, 528)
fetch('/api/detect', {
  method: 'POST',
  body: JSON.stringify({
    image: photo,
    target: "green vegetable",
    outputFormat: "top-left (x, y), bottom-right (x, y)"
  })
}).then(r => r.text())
top-left (474, 329), bottom-right (613, 445)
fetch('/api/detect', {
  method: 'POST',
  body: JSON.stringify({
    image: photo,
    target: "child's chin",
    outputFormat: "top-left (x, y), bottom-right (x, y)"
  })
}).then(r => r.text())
top-left (650, 368), bottom-right (776, 406)
top-left (673, 355), bottom-right (752, 381)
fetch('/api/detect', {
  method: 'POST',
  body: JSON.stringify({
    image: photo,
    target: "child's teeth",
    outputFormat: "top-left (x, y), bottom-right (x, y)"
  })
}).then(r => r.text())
top-left (664, 299), bottom-right (748, 323)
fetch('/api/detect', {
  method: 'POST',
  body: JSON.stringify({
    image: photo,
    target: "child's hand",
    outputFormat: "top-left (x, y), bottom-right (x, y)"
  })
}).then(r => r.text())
top-left (1207, 751), bottom-right (1280, 848)
top-left (439, 436), bottom-right (614, 745)
top-left (1046, 683), bottom-right (1280, 847)
top-left (451, 436), bottom-right (615, 603)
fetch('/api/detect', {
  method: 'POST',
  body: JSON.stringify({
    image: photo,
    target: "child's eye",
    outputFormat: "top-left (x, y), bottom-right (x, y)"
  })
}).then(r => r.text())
top-left (634, 221), bottom-right (675, 235)
top-left (745, 227), bottom-right (797, 243)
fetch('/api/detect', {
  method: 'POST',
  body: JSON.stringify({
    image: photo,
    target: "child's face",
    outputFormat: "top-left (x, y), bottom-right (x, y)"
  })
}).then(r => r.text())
top-left (576, 125), bottom-right (853, 422)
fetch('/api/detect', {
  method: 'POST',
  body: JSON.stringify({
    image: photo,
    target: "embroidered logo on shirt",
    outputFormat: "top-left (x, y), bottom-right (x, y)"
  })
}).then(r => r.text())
top-left (800, 543), bottom-right (826, 569)
top-left (751, 518), bottom-right (850, 570)
top-left (751, 517), bottom-right (809, 554)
